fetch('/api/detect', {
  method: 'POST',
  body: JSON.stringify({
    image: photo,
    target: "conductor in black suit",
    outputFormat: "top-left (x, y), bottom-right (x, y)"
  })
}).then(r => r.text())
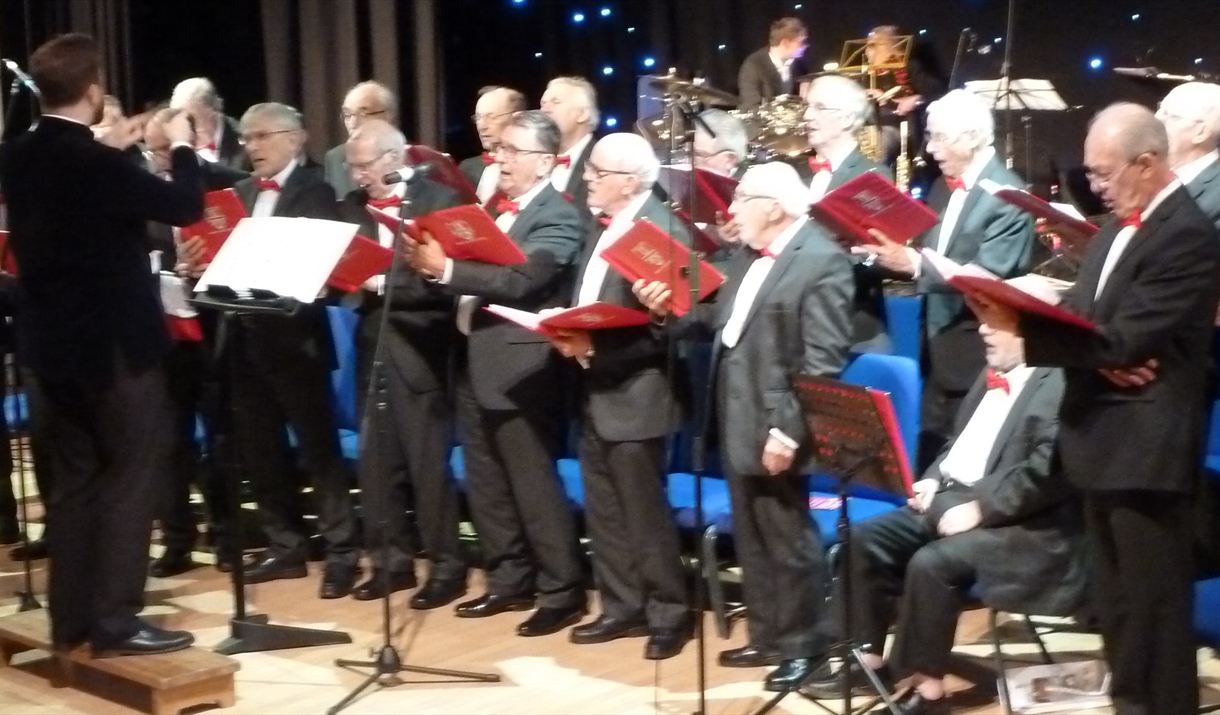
top-left (636, 162), bottom-right (855, 691)
top-left (737, 17), bottom-right (808, 110)
top-left (170, 77), bottom-right (250, 173)
top-left (547, 133), bottom-right (690, 660)
top-left (1159, 81), bottom-right (1220, 229)
top-left (459, 86), bottom-right (528, 204)
top-left (541, 77), bottom-right (599, 210)
top-left (336, 119), bottom-right (468, 608)
top-left (974, 103), bottom-right (1220, 715)
top-left (0, 34), bottom-right (203, 655)
top-left (224, 102), bottom-right (360, 599)
top-left (405, 111), bottom-right (587, 637)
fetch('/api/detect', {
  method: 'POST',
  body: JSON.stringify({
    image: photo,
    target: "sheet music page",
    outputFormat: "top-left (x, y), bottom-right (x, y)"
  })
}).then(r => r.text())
top-left (484, 304), bottom-right (543, 331)
top-left (159, 272), bottom-right (197, 317)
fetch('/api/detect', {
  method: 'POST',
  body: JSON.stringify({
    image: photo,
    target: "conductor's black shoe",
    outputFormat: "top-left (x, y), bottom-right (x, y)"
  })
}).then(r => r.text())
top-left (516, 604), bottom-right (586, 637)
top-left (409, 578), bottom-right (465, 609)
top-left (718, 644), bottom-right (781, 668)
top-left (10, 539), bottom-right (47, 560)
top-left (242, 553), bottom-right (307, 584)
top-left (644, 625), bottom-right (692, 660)
top-left (892, 690), bottom-right (951, 715)
top-left (352, 569), bottom-right (417, 601)
top-left (149, 550), bottom-right (197, 578)
top-left (454, 593), bottom-right (536, 618)
top-left (800, 660), bottom-right (895, 699)
top-left (318, 561), bottom-right (359, 599)
top-left (764, 658), bottom-right (815, 692)
top-left (91, 625), bottom-right (195, 658)
top-left (569, 615), bottom-right (650, 644)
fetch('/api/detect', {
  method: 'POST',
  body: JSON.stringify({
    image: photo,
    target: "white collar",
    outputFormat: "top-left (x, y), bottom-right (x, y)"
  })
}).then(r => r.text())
top-left (1137, 178), bottom-right (1182, 223)
top-left (1174, 149), bottom-right (1220, 186)
top-left (267, 158), bottom-right (298, 188)
top-left (44, 113), bottom-right (90, 127)
top-left (769, 49), bottom-right (789, 70)
top-left (606, 191), bottom-right (651, 231)
top-left (560, 133), bottom-right (593, 162)
top-left (759, 215), bottom-right (805, 257)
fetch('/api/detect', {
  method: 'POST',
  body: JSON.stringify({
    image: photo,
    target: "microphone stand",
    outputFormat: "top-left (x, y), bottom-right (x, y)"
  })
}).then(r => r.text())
top-left (7, 351), bottom-right (40, 612)
top-left (996, 0), bottom-right (1019, 169)
top-left (949, 28), bottom-right (973, 90)
top-left (326, 190), bottom-right (499, 715)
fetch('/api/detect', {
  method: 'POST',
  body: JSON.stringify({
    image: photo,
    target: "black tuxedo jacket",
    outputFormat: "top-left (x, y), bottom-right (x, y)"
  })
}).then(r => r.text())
top-left (216, 115), bottom-right (251, 172)
top-left (1187, 160), bottom-right (1220, 231)
top-left (917, 157), bottom-right (1034, 391)
top-left (338, 180), bottom-right (462, 393)
top-left (459, 155), bottom-right (489, 192)
top-left (0, 116), bottom-right (204, 383)
top-left (793, 146), bottom-right (892, 189)
top-left (737, 47), bottom-right (795, 109)
top-left (560, 137), bottom-right (595, 211)
top-left (924, 367), bottom-right (1086, 614)
top-left (1023, 186), bottom-right (1220, 493)
top-left (322, 143), bottom-right (357, 198)
top-left (443, 183), bottom-right (585, 410)
top-left (232, 163), bottom-right (339, 372)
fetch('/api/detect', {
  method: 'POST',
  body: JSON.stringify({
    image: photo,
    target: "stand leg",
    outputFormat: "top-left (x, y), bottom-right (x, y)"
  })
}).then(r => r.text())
top-left (9, 357), bottom-right (41, 612)
top-left (214, 616), bottom-right (353, 656)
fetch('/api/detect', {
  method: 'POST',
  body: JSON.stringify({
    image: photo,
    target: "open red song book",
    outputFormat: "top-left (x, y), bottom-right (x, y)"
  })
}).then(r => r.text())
top-left (404, 144), bottom-right (480, 205)
top-left (0, 231), bottom-right (16, 275)
top-left (600, 218), bottom-right (724, 317)
top-left (179, 189), bottom-right (249, 262)
top-left (484, 302), bottom-right (652, 336)
top-left (809, 171), bottom-right (939, 246)
top-left (922, 249), bottom-right (1097, 331)
top-left (367, 204), bottom-right (527, 266)
top-left (326, 235), bottom-right (394, 293)
top-left (657, 165), bottom-right (737, 225)
top-left (978, 178), bottom-right (1099, 260)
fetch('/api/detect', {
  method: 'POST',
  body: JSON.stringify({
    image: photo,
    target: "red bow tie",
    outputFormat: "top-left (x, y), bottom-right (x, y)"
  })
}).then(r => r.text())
top-left (1120, 210), bottom-right (1143, 230)
top-left (481, 152), bottom-right (495, 165)
top-left (555, 155), bottom-right (572, 168)
top-left (597, 215), bottom-right (612, 227)
top-left (946, 176), bottom-right (967, 192)
top-left (496, 199), bottom-right (521, 215)
top-left (368, 195), bottom-right (402, 210)
top-left (759, 247), bottom-right (778, 259)
top-left (254, 178), bottom-right (281, 192)
top-left (808, 157), bottom-right (832, 174)
top-left (986, 369), bottom-right (1010, 393)
top-left (200, 143), bottom-right (217, 153)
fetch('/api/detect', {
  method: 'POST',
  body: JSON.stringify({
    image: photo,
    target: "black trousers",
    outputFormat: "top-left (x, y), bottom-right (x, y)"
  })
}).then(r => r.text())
top-left (31, 357), bottom-right (173, 646)
top-left (1084, 491), bottom-right (1196, 715)
top-left (454, 370), bottom-right (583, 609)
top-left (580, 425), bottom-right (686, 629)
top-left (231, 355), bottom-right (356, 565)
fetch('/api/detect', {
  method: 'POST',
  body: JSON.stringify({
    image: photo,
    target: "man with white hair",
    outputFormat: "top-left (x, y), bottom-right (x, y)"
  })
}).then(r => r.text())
top-left (323, 80), bottom-right (399, 196)
top-left (541, 76), bottom-right (599, 207)
top-left (548, 133), bottom-right (691, 660)
top-left (460, 85), bottom-right (528, 202)
top-left (170, 76), bottom-right (249, 170)
top-left (861, 89), bottom-right (1034, 470)
top-left (693, 109), bottom-right (750, 180)
top-left (797, 74), bottom-right (891, 200)
top-left (1157, 81), bottom-right (1220, 228)
top-left (635, 162), bottom-right (854, 689)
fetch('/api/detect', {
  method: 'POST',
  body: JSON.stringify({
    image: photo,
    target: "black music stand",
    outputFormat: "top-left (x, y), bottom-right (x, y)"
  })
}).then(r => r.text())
top-left (752, 374), bottom-right (913, 715)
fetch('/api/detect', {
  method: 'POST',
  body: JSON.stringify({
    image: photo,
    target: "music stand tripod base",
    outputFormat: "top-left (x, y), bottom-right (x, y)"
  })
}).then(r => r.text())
top-left (214, 614), bottom-right (353, 656)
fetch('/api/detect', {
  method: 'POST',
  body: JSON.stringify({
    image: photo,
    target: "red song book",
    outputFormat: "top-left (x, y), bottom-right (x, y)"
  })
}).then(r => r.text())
top-left (921, 249), bottom-right (1097, 332)
top-left (180, 189), bottom-right (249, 262)
top-left (405, 144), bottom-right (480, 205)
top-left (366, 204), bottom-right (527, 266)
top-left (327, 234), bottom-right (395, 293)
top-left (484, 302), bottom-right (652, 335)
top-left (978, 178), bottom-right (1099, 260)
top-left (809, 171), bottom-right (939, 246)
top-left (0, 231), bottom-right (16, 275)
top-left (600, 218), bottom-right (725, 317)
top-left (657, 165), bottom-right (737, 225)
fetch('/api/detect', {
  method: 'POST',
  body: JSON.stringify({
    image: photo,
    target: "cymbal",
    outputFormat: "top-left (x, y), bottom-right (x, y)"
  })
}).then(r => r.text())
top-left (796, 67), bottom-right (866, 83)
top-left (647, 76), bottom-right (739, 106)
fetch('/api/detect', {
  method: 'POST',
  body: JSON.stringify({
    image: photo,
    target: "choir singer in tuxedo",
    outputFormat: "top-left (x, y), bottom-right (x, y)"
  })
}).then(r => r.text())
top-left (0, 34), bottom-right (203, 655)
top-left (1158, 81), bottom-right (1220, 229)
top-left (635, 162), bottom-right (854, 691)
top-left (459, 86), bottom-right (527, 204)
top-left (540, 77), bottom-right (598, 208)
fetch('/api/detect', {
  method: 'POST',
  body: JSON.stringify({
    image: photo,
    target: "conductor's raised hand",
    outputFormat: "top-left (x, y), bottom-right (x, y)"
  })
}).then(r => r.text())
top-left (162, 110), bottom-right (195, 146)
top-left (632, 279), bottom-right (673, 316)
top-left (96, 116), bottom-right (145, 150)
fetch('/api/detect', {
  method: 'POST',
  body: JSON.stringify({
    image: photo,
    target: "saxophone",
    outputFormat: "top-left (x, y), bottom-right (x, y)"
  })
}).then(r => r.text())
top-left (896, 119), bottom-right (911, 194)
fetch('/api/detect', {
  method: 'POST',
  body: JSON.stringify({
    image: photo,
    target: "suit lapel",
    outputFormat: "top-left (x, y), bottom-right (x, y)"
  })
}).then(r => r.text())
top-left (1092, 190), bottom-right (1182, 317)
top-left (943, 158), bottom-right (1000, 258)
top-left (982, 368), bottom-right (1049, 475)
top-left (235, 180), bottom-right (258, 213)
top-left (738, 226), bottom-right (805, 337)
top-left (566, 140), bottom-right (593, 195)
top-left (1189, 161), bottom-right (1220, 201)
top-left (507, 183), bottom-right (552, 244)
top-left (272, 164), bottom-right (312, 216)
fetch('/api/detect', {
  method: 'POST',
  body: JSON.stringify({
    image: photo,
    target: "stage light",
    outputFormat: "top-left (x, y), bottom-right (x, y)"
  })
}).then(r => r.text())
top-left (794, 3), bottom-right (802, 8)
top-left (1131, 13), bottom-right (1141, 20)
top-left (1197, 58), bottom-right (1205, 65)
top-left (994, 37), bottom-right (1002, 43)
top-left (605, 117), bottom-right (618, 128)
top-left (600, 7), bottom-right (610, 17)
top-left (911, 186), bottom-right (923, 200)
top-left (512, 0), bottom-right (525, 4)
top-left (602, 66), bottom-right (614, 76)
top-left (918, 29), bottom-right (927, 35)
top-left (718, 44), bottom-right (727, 51)
top-left (1089, 57), bottom-right (1104, 70)
top-left (627, 27), bottom-right (636, 33)
top-left (573, 12), bottom-right (585, 23)
top-left (534, 52), bottom-right (543, 58)
top-left (823, 62), bottom-right (840, 71)
top-left (643, 57), bottom-right (656, 68)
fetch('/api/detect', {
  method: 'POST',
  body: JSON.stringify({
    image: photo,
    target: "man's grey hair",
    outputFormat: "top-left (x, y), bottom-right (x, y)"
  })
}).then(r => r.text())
top-left (240, 102), bottom-right (305, 132)
top-left (170, 77), bottom-right (223, 112)
top-left (510, 110), bottom-right (561, 155)
top-left (480, 85), bottom-right (528, 113)
top-left (547, 76), bottom-right (600, 126)
top-left (348, 121), bottom-right (406, 158)
top-left (345, 80), bottom-right (399, 122)
top-left (595, 133), bottom-right (661, 190)
top-left (1091, 102), bottom-right (1170, 160)
top-left (810, 74), bottom-right (871, 133)
top-left (927, 89), bottom-right (996, 148)
top-left (698, 109), bottom-right (749, 162)
top-left (1162, 82), bottom-right (1220, 143)
top-left (741, 162), bottom-right (809, 219)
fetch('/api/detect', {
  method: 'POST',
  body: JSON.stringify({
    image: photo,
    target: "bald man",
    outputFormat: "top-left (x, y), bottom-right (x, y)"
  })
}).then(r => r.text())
top-left (460, 86), bottom-right (527, 203)
top-left (974, 103), bottom-right (1220, 715)
top-left (1158, 81), bottom-right (1220, 229)
top-left (323, 81), bottom-right (400, 196)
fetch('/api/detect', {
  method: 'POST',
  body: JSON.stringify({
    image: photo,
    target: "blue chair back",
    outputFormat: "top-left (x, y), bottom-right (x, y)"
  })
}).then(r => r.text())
top-left (840, 352), bottom-right (922, 472)
top-left (883, 294), bottom-right (923, 364)
top-left (327, 306), bottom-right (361, 433)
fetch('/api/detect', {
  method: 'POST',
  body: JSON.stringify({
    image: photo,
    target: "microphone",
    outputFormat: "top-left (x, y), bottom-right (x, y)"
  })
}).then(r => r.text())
top-left (2, 59), bottom-right (39, 94)
top-left (382, 161), bottom-right (435, 186)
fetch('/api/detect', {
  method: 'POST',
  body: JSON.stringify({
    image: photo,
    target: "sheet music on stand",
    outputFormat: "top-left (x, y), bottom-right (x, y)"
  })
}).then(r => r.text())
top-left (964, 78), bottom-right (1068, 112)
top-left (194, 216), bottom-right (359, 302)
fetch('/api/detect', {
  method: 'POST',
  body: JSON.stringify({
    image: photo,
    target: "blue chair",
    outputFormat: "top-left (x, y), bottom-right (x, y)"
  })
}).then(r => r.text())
top-left (883, 294), bottom-right (923, 364)
top-left (326, 306), bottom-right (362, 462)
top-left (4, 393), bottom-right (27, 429)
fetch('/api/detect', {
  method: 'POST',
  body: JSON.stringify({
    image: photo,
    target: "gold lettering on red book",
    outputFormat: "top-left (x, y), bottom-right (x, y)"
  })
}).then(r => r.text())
top-left (446, 220), bottom-right (485, 244)
top-left (204, 206), bottom-right (226, 230)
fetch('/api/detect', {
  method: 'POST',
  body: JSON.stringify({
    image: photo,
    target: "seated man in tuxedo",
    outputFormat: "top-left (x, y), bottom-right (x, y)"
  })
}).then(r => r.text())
top-left (226, 102), bottom-right (359, 599)
top-left (801, 289), bottom-right (1086, 714)
top-left (635, 162), bottom-right (854, 690)
top-left (459, 85), bottom-right (528, 204)
top-left (170, 77), bottom-right (250, 171)
top-left (859, 89), bottom-right (1034, 471)
top-left (737, 17), bottom-right (808, 109)
top-left (404, 110), bottom-right (587, 637)
top-left (541, 76), bottom-right (599, 208)
top-left (547, 133), bottom-right (690, 660)
top-left (1158, 81), bottom-right (1220, 229)
top-left (323, 81), bottom-right (398, 197)
top-left (336, 119), bottom-right (468, 607)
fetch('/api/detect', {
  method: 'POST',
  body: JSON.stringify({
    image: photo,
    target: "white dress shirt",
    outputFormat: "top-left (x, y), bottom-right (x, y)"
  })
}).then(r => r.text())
top-left (576, 191), bottom-right (651, 306)
top-left (937, 365), bottom-right (1036, 486)
top-left (769, 49), bottom-right (792, 87)
top-left (808, 141), bottom-right (858, 203)
top-left (906, 146), bottom-right (996, 277)
top-left (476, 161), bottom-right (502, 203)
top-left (1174, 149), bottom-right (1220, 186)
top-left (721, 216), bottom-right (804, 349)
top-left (250, 160), bottom-right (299, 218)
top-left (1095, 179), bottom-right (1180, 299)
top-left (367, 182), bottom-right (409, 294)
top-left (550, 133), bottom-right (593, 194)
top-left (196, 121), bottom-right (226, 164)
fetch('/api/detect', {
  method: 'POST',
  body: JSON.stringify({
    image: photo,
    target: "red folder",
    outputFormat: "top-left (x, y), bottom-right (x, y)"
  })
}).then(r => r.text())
top-left (405, 145), bottom-right (480, 205)
top-left (326, 234), bottom-right (395, 293)
top-left (921, 249), bottom-right (1097, 332)
top-left (0, 231), bottom-right (15, 275)
top-left (809, 171), bottom-right (939, 246)
top-left (657, 165), bottom-right (737, 225)
top-left (366, 204), bottom-right (527, 266)
top-left (600, 218), bottom-right (725, 317)
top-left (485, 302), bottom-right (651, 336)
top-left (979, 179), bottom-right (1099, 262)
top-left (180, 189), bottom-right (249, 262)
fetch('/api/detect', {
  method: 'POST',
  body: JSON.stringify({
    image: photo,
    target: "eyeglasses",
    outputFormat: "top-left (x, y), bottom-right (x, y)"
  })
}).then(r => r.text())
top-left (238, 129), bottom-right (294, 146)
top-left (496, 143), bottom-right (553, 161)
top-left (340, 109), bottom-right (387, 122)
top-left (731, 192), bottom-right (775, 205)
top-left (343, 149), bottom-right (393, 174)
top-left (583, 160), bottom-right (636, 180)
top-left (1084, 161), bottom-right (1134, 188)
top-left (472, 111), bottom-right (512, 123)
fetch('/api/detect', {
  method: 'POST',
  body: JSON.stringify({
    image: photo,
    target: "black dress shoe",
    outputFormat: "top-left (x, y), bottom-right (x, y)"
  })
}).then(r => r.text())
top-left (214, 550), bottom-right (239, 573)
top-left (454, 593), bottom-right (536, 618)
top-left (242, 553), bottom-right (308, 584)
top-left (892, 690), bottom-right (950, 715)
top-left (800, 660), bottom-right (894, 699)
top-left (10, 538), bottom-right (47, 560)
top-left (644, 625), bottom-right (692, 660)
top-left (149, 551), bottom-right (196, 578)
top-left (319, 562), bottom-right (360, 599)
top-left (409, 578), bottom-right (466, 610)
top-left (352, 569), bottom-right (417, 601)
top-left (718, 644), bottom-right (782, 668)
top-left (764, 658), bottom-right (815, 692)
top-left (516, 604), bottom-right (587, 637)
top-left (91, 625), bottom-right (195, 658)
top-left (569, 615), bottom-right (650, 645)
